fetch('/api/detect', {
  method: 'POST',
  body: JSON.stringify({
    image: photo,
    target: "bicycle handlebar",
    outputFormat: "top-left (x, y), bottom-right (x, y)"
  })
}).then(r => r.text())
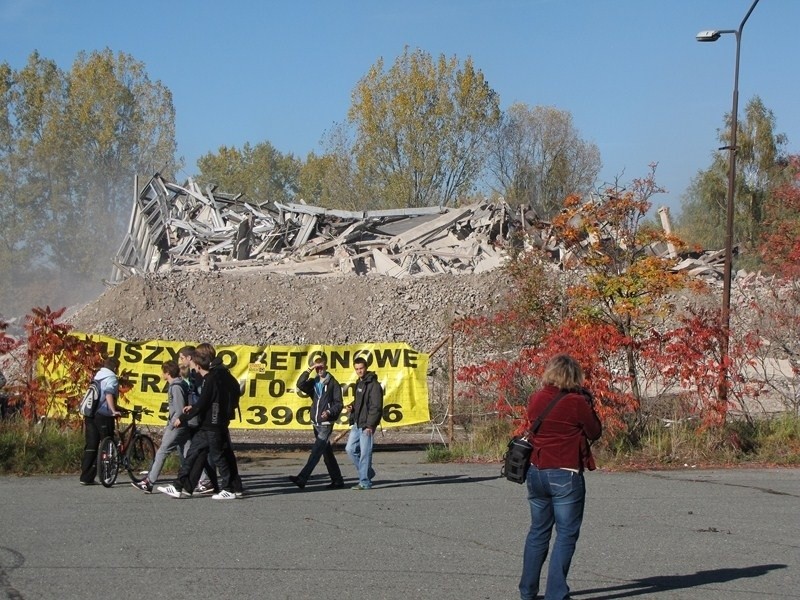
top-left (116, 407), bottom-right (154, 418)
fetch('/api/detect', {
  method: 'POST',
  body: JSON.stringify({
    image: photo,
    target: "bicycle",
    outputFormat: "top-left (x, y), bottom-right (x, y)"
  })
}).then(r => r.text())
top-left (97, 407), bottom-right (156, 488)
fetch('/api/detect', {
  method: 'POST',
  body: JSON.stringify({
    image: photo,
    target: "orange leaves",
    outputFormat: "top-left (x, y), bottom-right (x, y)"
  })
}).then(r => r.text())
top-left (758, 158), bottom-right (800, 278)
top-left (454, 165), bottom-right (758, 442)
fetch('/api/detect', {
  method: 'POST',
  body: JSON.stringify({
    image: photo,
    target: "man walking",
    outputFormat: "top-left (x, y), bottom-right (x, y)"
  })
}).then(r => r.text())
top-left (132, 360), bottom-right (191, 493)
top-left (290, 357), bottom-right (345, 490)
top-left (345, 356), bottom-right (383, 490)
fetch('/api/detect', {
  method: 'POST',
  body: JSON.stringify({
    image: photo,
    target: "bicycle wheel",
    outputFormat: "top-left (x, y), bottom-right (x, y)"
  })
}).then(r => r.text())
top-left (97, 436), bottom-right (119, 488)
top-left (126, 434), bottom-right (155, 483)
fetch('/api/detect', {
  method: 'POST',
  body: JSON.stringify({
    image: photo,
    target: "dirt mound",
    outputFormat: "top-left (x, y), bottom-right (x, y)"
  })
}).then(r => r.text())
top-left (68, 269), bottom-right (512, 353)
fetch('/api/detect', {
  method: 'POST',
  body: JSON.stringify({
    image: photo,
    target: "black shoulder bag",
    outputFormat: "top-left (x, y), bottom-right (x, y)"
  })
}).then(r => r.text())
top-left (501, 391), bottom-right (567, 484)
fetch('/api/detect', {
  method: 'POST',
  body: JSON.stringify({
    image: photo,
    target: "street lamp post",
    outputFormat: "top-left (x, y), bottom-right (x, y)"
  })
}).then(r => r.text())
top-left (696, 0), bottom-right (760, 404)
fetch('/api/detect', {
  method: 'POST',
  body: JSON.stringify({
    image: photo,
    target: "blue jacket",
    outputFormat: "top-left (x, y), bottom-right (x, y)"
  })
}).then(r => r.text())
top-left (93, 367), bottom-right (119, 417)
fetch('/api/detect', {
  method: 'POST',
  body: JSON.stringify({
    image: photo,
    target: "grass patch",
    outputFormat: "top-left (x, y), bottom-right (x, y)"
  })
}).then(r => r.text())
top-left (597, 414), bottom-right (800, 468)
top-left (429, 414), bottom-right (800, 468)
top-left (426, 419), bottom-right (514, 463)
top-left (0, 417), bottom-right (84, 475)
top-left (4, 413), bottom-right (799, 474)
top-left (0, 417), bottom-right (183, 477)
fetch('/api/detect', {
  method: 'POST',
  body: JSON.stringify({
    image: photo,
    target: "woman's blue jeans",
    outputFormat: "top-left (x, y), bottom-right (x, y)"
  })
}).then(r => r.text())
top-left (519, 466), bottom-right (586, 600)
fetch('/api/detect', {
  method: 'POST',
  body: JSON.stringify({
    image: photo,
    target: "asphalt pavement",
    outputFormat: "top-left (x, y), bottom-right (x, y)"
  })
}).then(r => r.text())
top-left (0, 450), bottom-right (798, 600)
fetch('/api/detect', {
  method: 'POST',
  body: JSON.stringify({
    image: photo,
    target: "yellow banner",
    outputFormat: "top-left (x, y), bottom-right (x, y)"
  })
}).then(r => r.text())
top-left (70, 335), bottom-right (430, 430)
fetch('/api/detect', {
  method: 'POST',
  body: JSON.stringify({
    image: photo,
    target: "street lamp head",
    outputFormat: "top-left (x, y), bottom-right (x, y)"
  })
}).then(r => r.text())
top-left (696, 30), bottom-right (722, 42)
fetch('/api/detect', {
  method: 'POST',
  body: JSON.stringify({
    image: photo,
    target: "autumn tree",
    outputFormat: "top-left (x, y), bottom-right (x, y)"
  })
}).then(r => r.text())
top-left (456, 167), bottom-right (732, 442)
top-left (678, 96), bottom-right (789, 253)
top-left (342, 47), bottom-right (501, 208)
top-left (548, 168), bottom-right (691, 413)
top-left (752, 156), bottom-right (800, 411)
top-left (0, 49), bottom-right (178, 317)
top-left (196, 141), bottom-right (302, 205)
top-left (758, 155), bottom-right (800, 278)
top-left (488, 103), bottom-right (601, 217)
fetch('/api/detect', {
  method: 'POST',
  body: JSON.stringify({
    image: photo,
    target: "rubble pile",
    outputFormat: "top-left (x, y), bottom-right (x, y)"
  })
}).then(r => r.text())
top-left (69, 173), bottom-right (764, 357)
top-left (58, 175), bottom-right (800, 418)
top-left (110, 174), bottom-right (514, 284)
top-left (110, 174), bottom-right (739, 288)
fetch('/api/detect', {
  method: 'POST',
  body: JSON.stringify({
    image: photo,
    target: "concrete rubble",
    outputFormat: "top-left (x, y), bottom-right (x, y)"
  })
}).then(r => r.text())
top-left (109, 174), bottom-right (736, 286)
top-left (110, 174), bottom-right (514, 284)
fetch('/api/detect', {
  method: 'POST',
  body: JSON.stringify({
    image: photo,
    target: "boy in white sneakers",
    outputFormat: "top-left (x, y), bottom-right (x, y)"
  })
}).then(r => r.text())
top-left (132, 360), bottom-right (192, 493)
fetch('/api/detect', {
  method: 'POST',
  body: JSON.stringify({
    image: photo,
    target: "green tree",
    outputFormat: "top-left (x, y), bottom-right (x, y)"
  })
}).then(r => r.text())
top-left (488, 103), bottom-right (602, 217)
top-left (0, 53), bottom-right (70, 308)
top-left (297, 151), bottom-right (336, 207)
top-left (345, 47), bottom-right (501, 208)
top-left (678, 96), bottom-right (789, 252)
top-left (55, 49), bottom-right (178, 276)
top-left (196, 141), bottom-right (301, 205)
top-left (0, 49), bottom-right (178, 317)
top-left (298, 125), bottom-right (377, 211)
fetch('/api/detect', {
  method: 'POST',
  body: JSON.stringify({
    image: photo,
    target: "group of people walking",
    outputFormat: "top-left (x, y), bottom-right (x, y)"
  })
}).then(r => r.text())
top-left (79, 346), bottom-right (385, 500)
top-left (290, 355), bottom-right (384, 491)
top-left (79, 343), bottom-right (244, 499)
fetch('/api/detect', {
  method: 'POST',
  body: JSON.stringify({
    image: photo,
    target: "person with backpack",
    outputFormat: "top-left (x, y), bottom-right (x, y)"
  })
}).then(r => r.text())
top-left (132, 360), bottom-right (192, 493)
top-left (79, 356), bottom-right (121, 485)
top-left (157, 343), bottom-right (240, 500)
top-left (345, 356), bottom-right (383, 490)
top-left (289, 357), bottom-right (345, 490)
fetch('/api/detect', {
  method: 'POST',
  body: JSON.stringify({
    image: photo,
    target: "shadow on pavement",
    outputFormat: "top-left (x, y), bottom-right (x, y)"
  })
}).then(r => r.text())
top-left (573, 564), bottom-right (788, 599)
top-left (236, 472), bottom-right (498, 497)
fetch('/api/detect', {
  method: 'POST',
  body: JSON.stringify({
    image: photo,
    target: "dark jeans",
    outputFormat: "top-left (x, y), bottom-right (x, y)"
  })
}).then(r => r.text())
top-left (176, 428), bottom-right (232, 493)
top-left (222, 427), bottom-right (243, 493)
top-left (187, 426), bottom-right (218, 491)
top-left (80, 414), bottom-right (115, 483)
top-left (297, 424), bottom-right (343, 484)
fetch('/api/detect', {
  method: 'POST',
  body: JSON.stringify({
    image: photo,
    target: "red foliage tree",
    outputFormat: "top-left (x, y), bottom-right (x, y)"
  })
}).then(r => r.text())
top-left (759, 155), bottom-right (800, 278)
top-left (14, 306), bottom-right (107, 424)
top-left (457, 166), bottom-right (748, 444)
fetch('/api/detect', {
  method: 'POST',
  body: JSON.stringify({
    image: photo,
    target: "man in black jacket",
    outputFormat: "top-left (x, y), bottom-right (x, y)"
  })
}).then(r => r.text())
top-left (157, 343), bottom-right (239, 500)
top-left (345, 357), bottom-right (383, 490)
top-left (290, 357), bottom-right (345, 490)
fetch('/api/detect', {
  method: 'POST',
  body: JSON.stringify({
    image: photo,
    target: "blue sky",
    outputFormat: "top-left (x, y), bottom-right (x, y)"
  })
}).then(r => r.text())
top-left (1, 0), bottom-right (797, 216)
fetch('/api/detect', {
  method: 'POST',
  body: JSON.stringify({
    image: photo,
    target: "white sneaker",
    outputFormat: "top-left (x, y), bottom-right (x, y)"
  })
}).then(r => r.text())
top-left (157, 484), bottom-right (183, 499)
top-left (212, 490), bottom-right (237, 500)
top-left (194, 481), bottom-right (216, 495)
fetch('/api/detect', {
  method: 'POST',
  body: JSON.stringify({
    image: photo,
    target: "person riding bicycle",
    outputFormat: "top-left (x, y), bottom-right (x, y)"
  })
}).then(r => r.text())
top-left (79, 356), bottom-right (121, 485)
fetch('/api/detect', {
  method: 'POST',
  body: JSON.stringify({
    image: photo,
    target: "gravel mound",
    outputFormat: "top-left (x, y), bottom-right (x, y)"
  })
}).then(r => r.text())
top-left (68, 269), bottom-right (512, 353)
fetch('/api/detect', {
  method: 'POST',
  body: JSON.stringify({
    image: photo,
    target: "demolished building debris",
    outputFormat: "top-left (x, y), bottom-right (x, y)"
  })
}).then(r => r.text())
top-left (109, 173), bottom-right (736, 285)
